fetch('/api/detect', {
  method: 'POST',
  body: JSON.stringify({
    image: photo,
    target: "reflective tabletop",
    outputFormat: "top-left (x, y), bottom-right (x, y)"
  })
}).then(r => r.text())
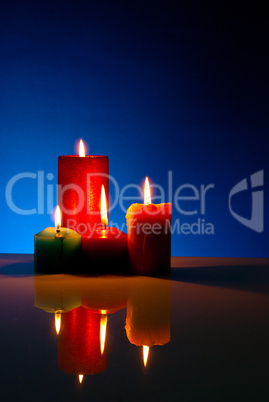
top-left (1, 254), bottom-right (269, 402)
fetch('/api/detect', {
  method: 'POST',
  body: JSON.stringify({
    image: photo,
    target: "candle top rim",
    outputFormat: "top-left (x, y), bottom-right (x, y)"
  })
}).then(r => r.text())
top-left (83, 227), bottom-right (127, 239)
top-left (35, 227), bottom-right (81, 238)
top-left (127, 202), bottom-right (172, 208)
top-left (126, 202), bottom-right (172, 218)
top-left (58, 155), bottom-right (108, 159)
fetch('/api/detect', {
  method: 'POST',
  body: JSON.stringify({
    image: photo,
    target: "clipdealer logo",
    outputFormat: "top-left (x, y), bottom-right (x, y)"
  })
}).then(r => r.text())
top-left (228, 170), bottom-right (264, 233)
top-left (4, 170), bottom-right (264, 235)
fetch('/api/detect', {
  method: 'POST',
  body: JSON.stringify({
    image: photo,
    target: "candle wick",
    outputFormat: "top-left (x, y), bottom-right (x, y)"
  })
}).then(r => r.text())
top-left (56, 225), bottom-right (61, 233)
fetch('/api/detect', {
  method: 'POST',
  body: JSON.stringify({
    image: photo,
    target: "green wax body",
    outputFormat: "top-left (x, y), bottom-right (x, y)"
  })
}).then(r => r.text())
top-left (34, 227), bottom-right (81, 274)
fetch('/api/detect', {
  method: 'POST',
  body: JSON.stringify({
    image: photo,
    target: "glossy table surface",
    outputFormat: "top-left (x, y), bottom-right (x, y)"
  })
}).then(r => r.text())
top-left (1, 254), bottom-right (269, 402)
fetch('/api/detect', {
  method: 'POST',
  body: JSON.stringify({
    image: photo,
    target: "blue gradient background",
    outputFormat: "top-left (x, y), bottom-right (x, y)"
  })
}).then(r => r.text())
top-left (1, 0), bottom-right (268, 256)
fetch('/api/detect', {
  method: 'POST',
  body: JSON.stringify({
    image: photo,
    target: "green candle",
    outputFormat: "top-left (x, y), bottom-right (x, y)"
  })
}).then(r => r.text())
top-left (34, 206), bottom-right (81, 273)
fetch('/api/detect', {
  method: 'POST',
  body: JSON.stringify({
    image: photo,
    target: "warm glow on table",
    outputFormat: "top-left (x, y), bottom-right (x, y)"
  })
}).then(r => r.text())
top-left (1, 254), bottom-right (269, 401)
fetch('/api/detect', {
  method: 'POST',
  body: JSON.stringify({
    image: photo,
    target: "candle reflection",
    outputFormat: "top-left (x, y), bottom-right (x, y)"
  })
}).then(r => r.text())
top-left (125, 276), bottom-right (170, 367)
top-left (34, 272), bottom-right (170, 376)
top-left (81, 276), bottom-right (129, 313)
top-left (58, 306), bottom-right (108, 376)
top-left (34, 274), bottom-right (130, 379)
top-left (34, 274), bottom-right (81, 316)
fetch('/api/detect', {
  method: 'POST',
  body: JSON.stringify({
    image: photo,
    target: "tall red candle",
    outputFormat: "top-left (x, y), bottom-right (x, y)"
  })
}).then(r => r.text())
top-left (58, 140), bottom-right (109, 234)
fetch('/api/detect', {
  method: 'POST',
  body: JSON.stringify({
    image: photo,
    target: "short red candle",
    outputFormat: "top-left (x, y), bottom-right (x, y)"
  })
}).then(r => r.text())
top-left (58, 142), bottom-right (109, 234)
top-left (81, 227), bottom-right (128, 273)
top-left (58, 306), bottom-right (108, 376)
top-left (80, 185), bottom-right (128, 273)
top-left (126, 178), bottom-right (172, 276)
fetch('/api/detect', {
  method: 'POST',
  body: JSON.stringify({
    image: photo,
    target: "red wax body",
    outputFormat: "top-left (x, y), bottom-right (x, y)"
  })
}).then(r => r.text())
top-left (81, 227), bottom-right (128, 273)
top-left (58, 306), bottom-right (108, 375)
top-left (58, 156), bottom-right (109, 233)
top-left (126, 203), bottom-right (172, 276)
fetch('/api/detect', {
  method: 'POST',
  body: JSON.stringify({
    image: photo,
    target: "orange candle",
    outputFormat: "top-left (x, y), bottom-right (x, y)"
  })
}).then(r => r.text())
top-left (126, 177), bottom-right (172, 276)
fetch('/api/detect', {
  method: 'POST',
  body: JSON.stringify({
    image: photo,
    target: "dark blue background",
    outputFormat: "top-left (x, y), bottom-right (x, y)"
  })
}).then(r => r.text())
top-left (1, 0), bottom-right (268, 256)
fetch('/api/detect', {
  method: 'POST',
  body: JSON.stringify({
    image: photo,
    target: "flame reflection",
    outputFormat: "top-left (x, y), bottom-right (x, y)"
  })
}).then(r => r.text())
top-left (55, 312), bottom-right (61, 335)
top-left (100, 315), bottom-right (108, 355)
top-left (34, 273), bottom-right (170, 377)
top-left (143, 345), bottom-right (149, 367)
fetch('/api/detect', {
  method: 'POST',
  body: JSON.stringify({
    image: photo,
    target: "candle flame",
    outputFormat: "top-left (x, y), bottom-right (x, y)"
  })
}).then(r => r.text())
top-left (144, 177), bottom-right (151, 205)
top-left (79, 139), bottom-right (85, 157)
top-left (55, 312), bottom-right (61, 335)
top-left (78, 374), bottom-right (84, 383)
top-left (100, 315), bottom-right (107, 355)
top-left (101, 185), bottom-right (108, 227)
top-left (55, 205), bottom-right (61, 232)
top-left (143, 345), bottom-right (149, 367)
